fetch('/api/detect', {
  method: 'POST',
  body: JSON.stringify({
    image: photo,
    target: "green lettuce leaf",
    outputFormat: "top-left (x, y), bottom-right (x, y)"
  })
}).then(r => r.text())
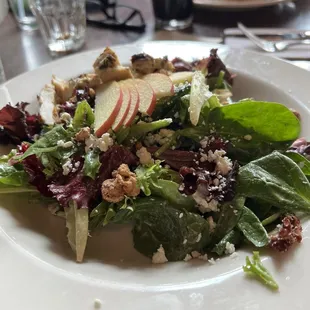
top-left (65, 201), bottom-right (89, 262)
top-left (83, 149), bottom-right (101, 180)
top-left (237, 151), bottom-right (310, 213)
top-left (243, 251), bottom-right (279, 291)
top-left (72, 100), bottom-right (95, 129)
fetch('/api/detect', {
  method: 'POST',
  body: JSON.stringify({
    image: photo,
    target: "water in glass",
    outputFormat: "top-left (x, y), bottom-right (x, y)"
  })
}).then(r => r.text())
top-left (29, 0), bottom-right (86, 54)
top-left (9, 0), bottom-right (38, 30)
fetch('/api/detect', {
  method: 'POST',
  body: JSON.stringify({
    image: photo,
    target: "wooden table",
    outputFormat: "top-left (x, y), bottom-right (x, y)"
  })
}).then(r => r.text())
top-left (0, 0), bottom-right (310, 80)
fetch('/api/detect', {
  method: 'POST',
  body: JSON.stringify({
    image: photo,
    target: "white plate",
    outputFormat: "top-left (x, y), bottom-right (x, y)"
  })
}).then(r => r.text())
top-left (194, 0), bottom-right (294, 10)
top-left (1, 41), bottom-right (310, 310)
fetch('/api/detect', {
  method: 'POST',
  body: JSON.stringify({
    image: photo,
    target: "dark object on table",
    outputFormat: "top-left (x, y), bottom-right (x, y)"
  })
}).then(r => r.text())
top-left (152, 0), bottom-right (193, 30)
top-left (86, 0), bottom-right (146, 32)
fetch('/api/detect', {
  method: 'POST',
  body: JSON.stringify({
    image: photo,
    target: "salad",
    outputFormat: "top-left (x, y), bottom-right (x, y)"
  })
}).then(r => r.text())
top-left (0, 47), bottom-right (309, 289)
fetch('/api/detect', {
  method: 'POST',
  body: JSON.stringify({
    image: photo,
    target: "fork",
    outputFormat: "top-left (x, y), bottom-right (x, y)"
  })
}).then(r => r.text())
top-left (237, 23), bottom-right (310, 52)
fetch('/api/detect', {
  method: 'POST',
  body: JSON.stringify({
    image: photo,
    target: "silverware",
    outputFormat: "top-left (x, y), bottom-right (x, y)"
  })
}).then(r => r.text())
top-left (223, 28), bottom-right (310, 42)
top-left (237, 23), bottom-right (310, 52)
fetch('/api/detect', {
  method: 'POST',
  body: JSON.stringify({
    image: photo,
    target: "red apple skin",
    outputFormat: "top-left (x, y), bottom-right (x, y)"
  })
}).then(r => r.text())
top-left (112, 82), bottom-right (131, 132)
top-left (123, 80), bottom-right (140, 126)
top-left (142, 73), bottom-right (174, 99)
top-left (94, 81), bottom-right (123, 137)
top-left (134, 79), bottom-right (156, 115)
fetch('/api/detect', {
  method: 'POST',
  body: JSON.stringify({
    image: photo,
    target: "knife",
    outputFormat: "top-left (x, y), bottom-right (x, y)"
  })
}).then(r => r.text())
top-left (223, 28), bottom-right (310, 42)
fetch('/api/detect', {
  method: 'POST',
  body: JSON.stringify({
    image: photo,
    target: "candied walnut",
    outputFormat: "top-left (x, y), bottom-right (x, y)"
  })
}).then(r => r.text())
top-left (269, 215), bottom-right (302, 252)
top-left (101, 164), bottom-right (140, 202)
top-left (75, 127), bottom-right (90, 141)
top-left (93, 47), bottom-right (120, 71)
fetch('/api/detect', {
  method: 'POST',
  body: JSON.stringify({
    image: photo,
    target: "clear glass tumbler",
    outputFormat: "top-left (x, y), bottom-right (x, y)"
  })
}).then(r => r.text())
top-left (29, 0), bottom-right (86, 55)
top-left (9, 0), bottom-right (38, 30)
top-left (152, 0), bottom-right (193, 31)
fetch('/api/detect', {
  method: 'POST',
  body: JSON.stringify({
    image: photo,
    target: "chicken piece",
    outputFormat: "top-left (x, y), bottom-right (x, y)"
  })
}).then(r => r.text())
top-left (73, 73), bottom-right (101, 89)
top-left (131, 53), bottom-right (175, 75)
top-left (38, 84), bottom-right (60, 125)
top-left (101, 164), bottom-right (140, 203)
top-left (51, 75), bottom-right (75, 102)
top-left (93, 47), bottom-right (133, 84)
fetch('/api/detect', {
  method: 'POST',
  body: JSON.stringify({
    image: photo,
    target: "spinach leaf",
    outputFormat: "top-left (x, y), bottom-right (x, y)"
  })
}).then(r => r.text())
top-left (65, 201), bottom-right (89, 262)
top-left (83, 149), bottom-right (101, 180)
top-left (285, 151), bottom-right (310, 178)
top-left (207, 100), bottom-right (300, 162)
top-left (237, 206), bottom-right (269, 247)
top-left (245, 198), bottom-right (272, 220)
top-left (89, 197), bottom-right (167, 231)
top-left (72, 100), bottom-right (95, 129)
top-left (132, 204), bottom-right (210, 261)
top-left (211, 196), bottom-right (245, 245)
top-left (243, 251), bottom-right (279, 291)
top-left (212, 229), bottom-right (241, 256)
top-left (237, 151), bottom-right (310, 213)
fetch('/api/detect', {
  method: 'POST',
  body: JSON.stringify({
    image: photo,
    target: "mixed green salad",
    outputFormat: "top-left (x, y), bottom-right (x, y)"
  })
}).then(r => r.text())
top-left (0, 48), bottom-right (309, 290)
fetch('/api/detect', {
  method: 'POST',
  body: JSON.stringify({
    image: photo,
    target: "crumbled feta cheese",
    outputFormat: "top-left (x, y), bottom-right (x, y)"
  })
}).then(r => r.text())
top-left (192, 191), bottom-right (219, 213)
top-left (225, 242), bottom-right (235, 255)
top-left (94, 299), bottom-right (102, 309)
top-left (196, 233), bottom-right (202, 243)
top-left (244, 134), bottom-right (252, 141)
top-left (57, 140), bottom-right (74, 148)
top-left (213, 178), bottom-right (220, 186)
top-left (230, 252), bottom-right (239, 259)
top-left (191, 251), bottom-right (201, 258)
top-left (62, 159), bottom-right (73, 175)
top-left (179, 213), bottom-right (184, 219)
top-left (183, 239), bottom-right (188, 245)
top-left (97, 133), bottom-right (113, 152)
top-left (144, 133), bottom-right (156, 146)
top-left (85, 133), bottom-right (113, 152)
top-left (152, 245), bottom-right (168, 264)
top-left (208, 258), bottom-right (216, 265)
top-left (198, 254), bottom-right (209, 261)
top-left (200, 137), bottom-right (209, 148)
top-left (136, 147), bottom-right (154, 165)
top-left (207, 150), bottom-right (232, 175)
top-left (153, 129), bottom-right (175, 145)
top-left (183, 254), bottom-right (192, 262)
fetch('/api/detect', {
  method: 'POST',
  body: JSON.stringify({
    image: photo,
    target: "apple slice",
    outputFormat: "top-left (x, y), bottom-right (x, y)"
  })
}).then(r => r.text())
top-left (122, 79), bottom-right (140, 126)
top-left (134, 79), bottom-right (156, 115)
top-left (142, 73), bottom-right (174, 99)
top-left (170, 71), bottom-right (194, 85)
top-left (112, 81), bottom-right (131, 132)
top-left (94, 81), bottom-right (123, 137)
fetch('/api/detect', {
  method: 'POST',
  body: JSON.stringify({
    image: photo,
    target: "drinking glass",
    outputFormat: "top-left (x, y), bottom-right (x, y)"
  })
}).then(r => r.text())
top-left (29, 0), bottom-right (86, 55)
top-left (152, 0), bottom-right (193, 31)
top-left (0, 57), bottom-right (5, 85)
top-left (9, 0), bottom-right (38, 30)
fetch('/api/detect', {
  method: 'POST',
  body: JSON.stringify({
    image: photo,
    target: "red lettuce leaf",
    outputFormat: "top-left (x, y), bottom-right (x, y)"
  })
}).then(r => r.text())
top-left (0, 103), bottom-right (43, 145)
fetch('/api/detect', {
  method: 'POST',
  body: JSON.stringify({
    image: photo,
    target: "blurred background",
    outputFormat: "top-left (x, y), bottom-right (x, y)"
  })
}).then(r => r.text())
top-left (0, 0), bottom-right (309, 82)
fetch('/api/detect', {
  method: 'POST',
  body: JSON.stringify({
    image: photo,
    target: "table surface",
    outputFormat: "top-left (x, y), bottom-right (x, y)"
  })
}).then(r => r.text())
top-left (0, 0), bottom-right (310, 80)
